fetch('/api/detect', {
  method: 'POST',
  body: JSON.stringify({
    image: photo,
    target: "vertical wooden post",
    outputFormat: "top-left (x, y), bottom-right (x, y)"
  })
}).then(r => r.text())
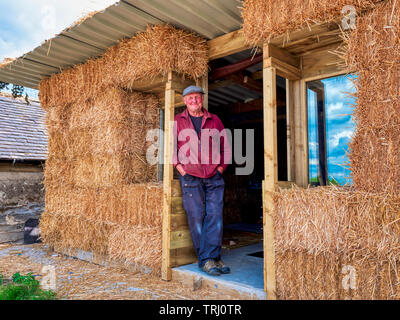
top-left (293, 78), bottom-right (308, 187)
top-left (286, 79), bottom-right (296, 181)
top-left (162, 72), bottom-right (175, 281)
top-left (263, 57), bottom-right (278, 299)
top-left (201, 74), bottom-right (209, 111)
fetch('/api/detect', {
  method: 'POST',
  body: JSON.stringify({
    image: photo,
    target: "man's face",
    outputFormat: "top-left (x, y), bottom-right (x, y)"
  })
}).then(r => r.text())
top-left (183, 92), bottom-right (204, 113)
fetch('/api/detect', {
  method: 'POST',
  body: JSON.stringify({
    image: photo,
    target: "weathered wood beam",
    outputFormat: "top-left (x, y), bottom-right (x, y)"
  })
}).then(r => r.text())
top-left (207, 29), bottom-right (251, 61)
top-left (226, 72), bottom-right (263, 94)
top-left (209, 53), bottom-right (263, 81)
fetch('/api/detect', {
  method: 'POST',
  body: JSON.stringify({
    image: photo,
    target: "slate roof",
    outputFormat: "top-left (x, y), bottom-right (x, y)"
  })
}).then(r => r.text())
top-left (0, 96), bottom-right (47, 161)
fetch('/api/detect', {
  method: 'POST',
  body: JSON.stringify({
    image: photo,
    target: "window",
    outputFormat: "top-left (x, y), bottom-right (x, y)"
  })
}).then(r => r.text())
top-left (307, 75), bottom-right (356, 186)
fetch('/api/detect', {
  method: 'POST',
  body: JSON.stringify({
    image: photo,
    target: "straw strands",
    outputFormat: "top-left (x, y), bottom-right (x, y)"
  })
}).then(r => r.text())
top-left (44, 87), bottom-right (160, 187)
top-left (241, 0), bottom-right (382, 45)
top-left (345, 0), bottom-right (400, 193)
top-left (274, 186), bottom-right (400, 299)
top-left (41, 184), bottom-right (163, 273)
top-left (39, 25), bottom-right (208, 109)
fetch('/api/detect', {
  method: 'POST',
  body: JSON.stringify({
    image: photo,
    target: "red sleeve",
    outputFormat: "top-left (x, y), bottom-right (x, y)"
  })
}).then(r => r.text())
top-left (216, 116), bottom-right (232, 172)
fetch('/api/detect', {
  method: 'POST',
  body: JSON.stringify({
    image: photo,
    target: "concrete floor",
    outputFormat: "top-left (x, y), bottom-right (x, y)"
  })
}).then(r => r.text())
top-left (173, 242), bottom-right (266, 299)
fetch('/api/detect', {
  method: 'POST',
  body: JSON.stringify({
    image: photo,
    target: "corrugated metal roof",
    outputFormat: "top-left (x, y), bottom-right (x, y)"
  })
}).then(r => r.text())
top-left (0, 0), bottom-right (243, 90)
top-left (0, 96), bottom-right (47, 161)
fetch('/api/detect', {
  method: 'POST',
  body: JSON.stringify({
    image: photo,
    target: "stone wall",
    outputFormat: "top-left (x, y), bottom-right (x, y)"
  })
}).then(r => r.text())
top-left (0, 163), bottom-right (45, 243)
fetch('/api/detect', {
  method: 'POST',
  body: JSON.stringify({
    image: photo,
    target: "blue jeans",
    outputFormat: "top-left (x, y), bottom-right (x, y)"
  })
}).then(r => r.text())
top-left (179, 171), bottom-right (225, 268)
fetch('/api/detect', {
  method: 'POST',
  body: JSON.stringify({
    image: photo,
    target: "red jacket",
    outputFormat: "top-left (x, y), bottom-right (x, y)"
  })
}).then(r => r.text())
top-left (173, 108), bottom-right (232, 178)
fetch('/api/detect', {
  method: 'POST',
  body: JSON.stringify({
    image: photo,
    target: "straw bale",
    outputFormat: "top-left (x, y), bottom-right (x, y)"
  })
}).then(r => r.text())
top-left (241, 0), bottom-right (382, 45)
top-left (45, 184), bottom-right (162, 228)
top-left (274, 185), bottom-right (400, 299)
top-left (44, 87), bottom-right (160, 187)
top-left (41, 183), bottom-right (163, 273)
top-left (39, 25), bottom-right (208, 109)
top-left (344, 0), bottom-right (400, 193)
top-left (108, 225), bottom-right (162, 275)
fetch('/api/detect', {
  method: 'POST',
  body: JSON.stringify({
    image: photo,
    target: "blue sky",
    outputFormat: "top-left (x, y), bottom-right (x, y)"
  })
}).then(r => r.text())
top-left (308, 75), bottom-right (356, 185)
top-left (0, 0), bottom-right (117, 99)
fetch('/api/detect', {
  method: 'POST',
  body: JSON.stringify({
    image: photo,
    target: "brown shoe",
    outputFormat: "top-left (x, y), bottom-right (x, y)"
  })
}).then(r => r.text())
top-left (201, 260), bottom-right (222, 276)
top-left (215, 259), bottom-right (231, 274)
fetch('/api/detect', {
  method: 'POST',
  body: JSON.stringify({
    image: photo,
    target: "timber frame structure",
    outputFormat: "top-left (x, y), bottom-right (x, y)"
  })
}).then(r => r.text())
top-left (159, 20), bottom-right (351, 300)
top-left (0, 2), bottom-right (358, 300)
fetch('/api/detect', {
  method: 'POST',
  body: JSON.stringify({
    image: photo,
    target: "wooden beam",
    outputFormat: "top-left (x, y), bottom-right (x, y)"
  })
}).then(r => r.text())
top-left (262, 60), bottom-right (278, 299)
top-left (161, 72), bottom-right (175, 281)
top-left (209, 53), bottom-right (263, 81)
top-left (207, 29), bottom-right (251, 61)
top-left (264, 44), bottom-right (300, 68)
top-left (264, 57), bottom-right (301, 80)
top-left (209, 79), bottom-right (235, 91)
top-left (226, 72), bottom-right (263, 94)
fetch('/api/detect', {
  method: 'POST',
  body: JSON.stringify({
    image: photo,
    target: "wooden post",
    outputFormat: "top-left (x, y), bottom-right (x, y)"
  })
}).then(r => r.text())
top-left (162, 72), bottom-right (175, 281)
top-left (286, 79), bottom-right (296, 182)
top-left (201, 75), bottom-right (209, 111)
top-left (263, 56), bottom-right (278, 299)
top-left (293, 78), bottom-right (309, 187)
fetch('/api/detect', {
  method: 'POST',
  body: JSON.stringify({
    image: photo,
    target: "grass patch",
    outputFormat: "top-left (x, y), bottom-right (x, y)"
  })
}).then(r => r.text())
top-left (0, 272), bottom-right (57, 300)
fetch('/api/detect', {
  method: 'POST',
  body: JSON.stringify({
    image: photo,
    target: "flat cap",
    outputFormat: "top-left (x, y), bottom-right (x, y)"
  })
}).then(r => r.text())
top-left (182, 85), bottom-right (205, 97)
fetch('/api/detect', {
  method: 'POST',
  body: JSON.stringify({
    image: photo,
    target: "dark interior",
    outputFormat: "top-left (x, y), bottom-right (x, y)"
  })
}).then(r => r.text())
top-left (207, 50), bottom-right (289, 249)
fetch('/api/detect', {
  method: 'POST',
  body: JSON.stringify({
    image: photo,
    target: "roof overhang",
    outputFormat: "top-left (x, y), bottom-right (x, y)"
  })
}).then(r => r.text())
top-left (0, 0), bottom-right (243, 89)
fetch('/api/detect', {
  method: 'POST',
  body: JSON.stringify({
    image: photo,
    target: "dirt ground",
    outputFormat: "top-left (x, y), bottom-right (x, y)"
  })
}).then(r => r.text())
top-left (0, 243), bottom-right (241, 300)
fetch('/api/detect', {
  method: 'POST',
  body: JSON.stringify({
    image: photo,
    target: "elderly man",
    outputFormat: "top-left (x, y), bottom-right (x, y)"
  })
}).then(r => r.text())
top-left (173, 85), bottom-right (232, 276)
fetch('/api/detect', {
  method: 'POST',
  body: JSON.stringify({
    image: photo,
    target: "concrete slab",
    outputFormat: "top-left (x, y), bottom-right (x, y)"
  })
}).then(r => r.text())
top-left (172, 242), bottom-right (266, 300)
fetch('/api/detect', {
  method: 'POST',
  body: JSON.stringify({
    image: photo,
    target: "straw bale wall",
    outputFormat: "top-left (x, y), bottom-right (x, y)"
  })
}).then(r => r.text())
top-left (40, 184), bottom-right (163, 271)
top-left (243, 0), bottom-right (400, 299)
top-left (345, 0), bottom-right (400, 193)
top-left (41, 86), bottom-right (163, 272)
top-left (39, 25), bottom-right (208, 273)
top-left (241, 0), bottom-right (382, 45)
top-left (275, 186), bottom-right (400, 299)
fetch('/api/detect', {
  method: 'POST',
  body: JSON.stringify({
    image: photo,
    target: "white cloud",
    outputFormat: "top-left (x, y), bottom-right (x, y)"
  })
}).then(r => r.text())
top-left (0, 0), bottom-right (117, 60)
top-left (328, 130), bottom-right (354, 149)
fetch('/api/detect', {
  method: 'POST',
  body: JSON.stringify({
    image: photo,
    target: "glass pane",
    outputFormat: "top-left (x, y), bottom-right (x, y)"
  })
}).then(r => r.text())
top-left (307, 89), bottom-right (320, 185)
top-left (307, 74), bottom-right (356, 186)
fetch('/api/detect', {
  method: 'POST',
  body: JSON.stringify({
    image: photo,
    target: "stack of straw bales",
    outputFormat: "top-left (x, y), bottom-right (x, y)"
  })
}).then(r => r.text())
top-left (345, 0), bottom-right (400, 194)
top-left (40, 25), bottom-right (208, 274)
top-left (39, 25), bottom-right (208, 109)
top-left (275, 186), bottom-right (400, 299)
top-left (242, 0), bottom-right (400, 299)
top-left (241, 0), bottom-right (382, 45)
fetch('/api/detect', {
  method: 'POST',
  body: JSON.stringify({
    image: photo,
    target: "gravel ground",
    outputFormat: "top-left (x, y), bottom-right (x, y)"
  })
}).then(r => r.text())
top-left (0, 243), bottom-right (238, 300)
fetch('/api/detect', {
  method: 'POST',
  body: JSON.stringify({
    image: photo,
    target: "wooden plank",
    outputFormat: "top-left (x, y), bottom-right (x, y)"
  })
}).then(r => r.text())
top-left (302, 45), bottom-right (346, 79)
top-left (264, 57), bottom-right (301, 80)
top-left (170, 230), bottom-right (193, 250)
top-left (293, 78), bottom-right (309, 187)
top-left (264, 44), bottom-right (300, 68)
top-left (170, 247), bottom-right (197, 267)
top-left (286, 79), bottom-right (296, 182)
top-left (262, 52), bottom-right (278, 299)
top-left (171, 214), bottom-right (189, 231)
top-left (161, 72), bottom-right (175, 281)
top-left (277, 181), bottom-right (295, 189)
top-left (171, 196), bottom-right (184, 211)
top-left (171, 179), bottom-right (182, 197)
top-left (207, 29), bottom-right (251, 61)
